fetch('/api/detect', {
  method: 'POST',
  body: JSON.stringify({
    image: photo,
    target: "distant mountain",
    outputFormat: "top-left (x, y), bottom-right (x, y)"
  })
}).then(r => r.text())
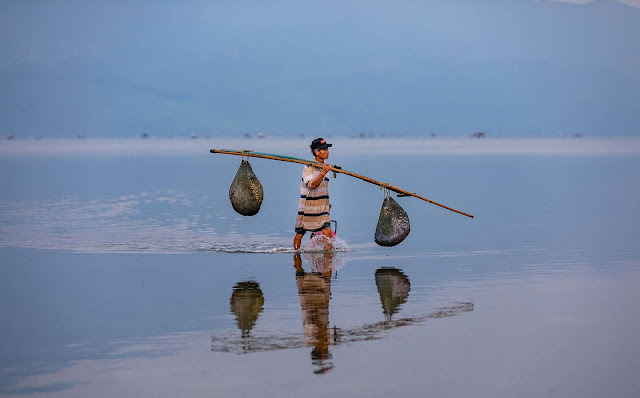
top-left (0, 0), bottom-right (638, 138)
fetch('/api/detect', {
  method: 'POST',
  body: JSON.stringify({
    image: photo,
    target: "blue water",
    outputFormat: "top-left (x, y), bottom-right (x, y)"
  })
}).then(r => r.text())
top-left (1, 139), bottom-right (639, 397)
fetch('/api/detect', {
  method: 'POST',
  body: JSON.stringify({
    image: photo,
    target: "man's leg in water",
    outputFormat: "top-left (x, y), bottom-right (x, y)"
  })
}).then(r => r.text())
top-left (322, 227), bottom-right (333, 251)
top-left (293, 233), bottom-right (304, 251)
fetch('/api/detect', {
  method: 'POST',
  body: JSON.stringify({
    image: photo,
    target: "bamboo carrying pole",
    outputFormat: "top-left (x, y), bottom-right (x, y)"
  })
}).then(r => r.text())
top-left (210, 149), bottom-right (474, 219)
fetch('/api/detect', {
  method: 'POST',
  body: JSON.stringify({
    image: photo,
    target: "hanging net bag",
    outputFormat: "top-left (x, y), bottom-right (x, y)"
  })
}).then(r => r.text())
top-left (374, 189), bottom-right (410, 246)
top-left (229, 159), bottom-right (264, 216)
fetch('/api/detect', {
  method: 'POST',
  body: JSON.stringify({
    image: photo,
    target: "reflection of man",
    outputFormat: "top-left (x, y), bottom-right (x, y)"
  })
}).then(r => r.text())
top-left (293, 252), bottom-right (334, 374)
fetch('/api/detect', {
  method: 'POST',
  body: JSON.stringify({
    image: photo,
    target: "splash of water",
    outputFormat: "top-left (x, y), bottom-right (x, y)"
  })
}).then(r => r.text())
top-left (299, 234), bottom-right (349, 253)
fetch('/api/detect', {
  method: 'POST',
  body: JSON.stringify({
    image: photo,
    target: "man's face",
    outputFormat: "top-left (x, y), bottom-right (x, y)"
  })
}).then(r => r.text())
top-left (316, 148), bottom-right (329, 160)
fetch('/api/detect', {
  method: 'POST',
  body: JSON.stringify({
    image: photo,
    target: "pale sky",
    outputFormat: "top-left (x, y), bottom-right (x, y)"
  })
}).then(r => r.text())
top-left (546, 0), bottom-right (640, 6)
top-left (1, 0), bottom-right (639, 137)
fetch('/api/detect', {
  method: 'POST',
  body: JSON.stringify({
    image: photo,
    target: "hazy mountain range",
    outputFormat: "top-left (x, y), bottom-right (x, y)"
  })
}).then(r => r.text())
top-left (1, 0), bottom-right (639, 138)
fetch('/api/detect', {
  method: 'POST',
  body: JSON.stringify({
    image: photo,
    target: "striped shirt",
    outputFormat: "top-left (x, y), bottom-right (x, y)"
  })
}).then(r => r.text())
top-left (295, 165), bottom-right (330, 233)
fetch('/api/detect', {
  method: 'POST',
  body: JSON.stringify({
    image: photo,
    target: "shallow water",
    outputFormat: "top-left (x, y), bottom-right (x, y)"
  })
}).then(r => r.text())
top-left (1, 138), bottom-right (639, 397)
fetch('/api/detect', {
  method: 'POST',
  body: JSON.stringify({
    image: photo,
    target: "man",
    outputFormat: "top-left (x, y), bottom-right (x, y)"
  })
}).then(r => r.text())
top-left (293, 138), bottom-right (333, 251)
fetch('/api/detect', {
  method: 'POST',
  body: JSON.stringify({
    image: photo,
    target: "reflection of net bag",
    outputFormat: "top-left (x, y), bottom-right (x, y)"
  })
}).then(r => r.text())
top-left (375, 196), bottom-right (410, 246)
top-left (229, 160), bottom-right (264, 216)
top-left (230, 281), bottom-right (264, 334)
top-left (375, 267), bottom-right (410, 320)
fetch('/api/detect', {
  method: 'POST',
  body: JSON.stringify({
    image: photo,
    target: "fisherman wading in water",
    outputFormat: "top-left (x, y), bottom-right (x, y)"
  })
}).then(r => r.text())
top-left (294, 138), bottom-right (333, 251)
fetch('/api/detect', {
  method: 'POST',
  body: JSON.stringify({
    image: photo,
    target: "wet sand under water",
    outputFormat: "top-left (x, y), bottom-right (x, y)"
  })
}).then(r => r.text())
top-left (1, 248), bottom-right (639, 398)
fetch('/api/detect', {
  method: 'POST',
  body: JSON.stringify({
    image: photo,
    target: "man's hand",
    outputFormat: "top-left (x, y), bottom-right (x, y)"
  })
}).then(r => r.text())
top-left (321, 163), bottom-right (331, 176)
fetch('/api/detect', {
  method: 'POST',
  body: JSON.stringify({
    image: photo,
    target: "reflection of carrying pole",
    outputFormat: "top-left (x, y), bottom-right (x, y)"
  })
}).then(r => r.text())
top-left (210, 148), bottom-right (474, 219)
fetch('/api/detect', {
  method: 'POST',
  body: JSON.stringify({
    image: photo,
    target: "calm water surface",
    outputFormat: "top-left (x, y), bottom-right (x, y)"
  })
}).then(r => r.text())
top-left (1, 138), bottom-right (639, 397)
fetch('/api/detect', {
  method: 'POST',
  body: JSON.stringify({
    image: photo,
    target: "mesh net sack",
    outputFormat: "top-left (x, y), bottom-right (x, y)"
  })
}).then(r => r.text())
top-left (229, 160), bottom-right (264, 216)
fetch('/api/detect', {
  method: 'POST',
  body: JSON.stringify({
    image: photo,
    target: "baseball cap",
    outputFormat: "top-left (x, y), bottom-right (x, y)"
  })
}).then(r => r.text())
top-left (310, 138), bottom-right (332, 150)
